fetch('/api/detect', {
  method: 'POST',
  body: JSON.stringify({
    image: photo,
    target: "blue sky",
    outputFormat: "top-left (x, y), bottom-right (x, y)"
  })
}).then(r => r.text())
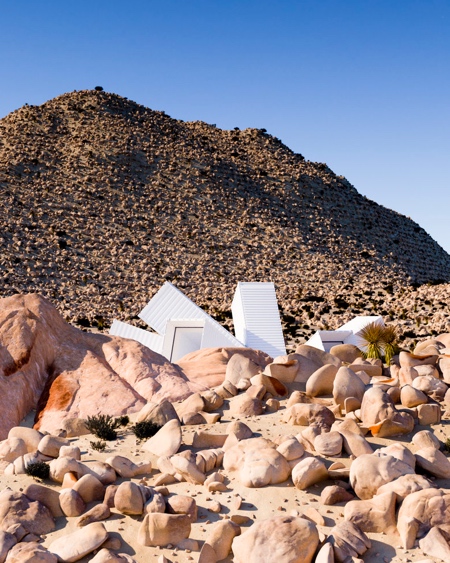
top-left (2, 1), bottom-right (449, 252)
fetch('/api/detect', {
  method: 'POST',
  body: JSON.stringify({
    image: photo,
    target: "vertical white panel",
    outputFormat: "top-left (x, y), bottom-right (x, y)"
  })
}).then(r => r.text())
top-left (232, 282), bottom-right (286, 357)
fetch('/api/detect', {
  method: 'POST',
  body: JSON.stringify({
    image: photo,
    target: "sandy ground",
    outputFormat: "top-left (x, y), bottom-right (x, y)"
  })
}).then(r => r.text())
top-left (1, 399), bottom-right (449, 563)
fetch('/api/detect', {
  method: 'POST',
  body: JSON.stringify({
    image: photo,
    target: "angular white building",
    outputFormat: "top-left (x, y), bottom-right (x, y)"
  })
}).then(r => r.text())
top-left (109, 281), bottom-right (286, 361)
top-left (306, 315), bottom-right (384, 353)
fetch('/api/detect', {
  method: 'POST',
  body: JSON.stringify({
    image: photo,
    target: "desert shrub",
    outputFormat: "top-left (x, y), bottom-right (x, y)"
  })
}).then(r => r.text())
top-left (116, 415), bottom-right (130, 427)
top-left (85, 414), bottom-right (122, 441)
top-left (131, 421), bottom-right (161, 441)
top-left (358, 322), bottom-right (400, 364)
top-left (90, 440), bottom-right (106, 452)
top-left (25, 461), bottom-right (50, 480)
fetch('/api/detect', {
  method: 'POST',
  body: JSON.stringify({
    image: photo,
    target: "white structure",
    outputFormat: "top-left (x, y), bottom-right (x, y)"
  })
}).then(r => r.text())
top-left (232, 282), bottom-right (286, 358)
top-left (110, 281), bottom-right (286, 361)
top-left (110, 282), bottom-right (242, 362)
top-left (306, 315), bottom-right (384, 353)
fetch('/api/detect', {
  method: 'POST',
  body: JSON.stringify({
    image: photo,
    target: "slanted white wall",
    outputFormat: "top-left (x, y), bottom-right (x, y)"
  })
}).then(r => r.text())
top-left (109, 320), bottom-right (164, 354)
top-left (232, 282), bottom-right (286, 358)
top-left (305, 316), bottom-right (384, 352)
top-left (137, 282), bottom-right (242, 359)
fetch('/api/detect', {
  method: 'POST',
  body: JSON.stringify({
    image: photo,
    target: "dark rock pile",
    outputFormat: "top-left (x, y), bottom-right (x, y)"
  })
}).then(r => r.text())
top-left (1, 89), bottom-right (449, 348)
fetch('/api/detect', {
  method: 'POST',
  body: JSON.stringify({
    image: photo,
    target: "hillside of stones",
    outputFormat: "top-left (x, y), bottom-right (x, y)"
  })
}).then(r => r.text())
top-left (1, 89), bottom-right (450, 349)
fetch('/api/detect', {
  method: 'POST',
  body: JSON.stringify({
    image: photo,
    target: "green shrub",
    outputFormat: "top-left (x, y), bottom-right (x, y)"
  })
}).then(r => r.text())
top-left (90, 440), bottom-right (106, 451)
top-left (85, 414), bottom-right (121, 441)
top-left (25, 461), bottom-right (50, 480)
top-left (131, 421), bottom-right (162, 441)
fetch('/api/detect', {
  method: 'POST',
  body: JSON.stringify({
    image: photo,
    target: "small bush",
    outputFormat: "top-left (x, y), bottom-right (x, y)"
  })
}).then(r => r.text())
top-left (445, 438), bottom-right (450, 453)
top-left (90, 440), bottom-right (106, 452)
top-left (131, 421), bottom-right (161, 441)
top-left (116, 415), bottom-right (130, 427)
top-left (85, 415), bottom-right (119, 441)
top-left (25, 461), bottom-right (50, 480)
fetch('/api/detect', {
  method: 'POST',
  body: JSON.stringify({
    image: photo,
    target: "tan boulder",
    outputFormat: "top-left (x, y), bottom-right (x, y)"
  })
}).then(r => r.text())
top-left (142, 419), bottom-right (182, 457)
top-left (327, 520), bottom-right (371, 562)
top-left (48, 522), bottom-right (109, 562)
top-left (344, 492), bottom-right (397, 533)
top-left (314, 432), bottom-right (343, 457)
top-left (419, 526), bottom-right (450, 561)
top-left (315, 543), bottom-right (335, 563)
top-left (397, 488), bottom-right (450, 547)
top-left (114, 482), bottom-right (144, 515)
top-left (4, 542), bottom-right (57, 563)
top-left (137, 513), bottom-right (191, 547)
top-left (59, 489), bottom-right (86, 517)
top-left (292, 457), bottom-right (328, 490)
top-left (72, 474), bottom-right (105, 503)
top-left (263, 360), bottom-right (298, 383)
top-left (333, 367), bottom-right (365, 410)
top-left (417, 403), bottom-right (441, 425)
top-left (376, 474), bottom-right (434, 500)
top-left (0, 490), bottom-right (54, 535)
top-left (165, 495), bottom-right (197, 522)
top-left (249, 373), bottom-right (288, 397)
top-left (223, 437), bottom-right (291, 487)
top-left (23, 484), bottom-right (64, 518)
top-left (305, 364), bottom-right (339, 397)
top-left (231, 515), bottom-right (319, 563)
top-left (205, 520), bottom-right (240, 561)
top-left (283, 403), bottom-right (335, 428)
top-left (8, 428), bottom-right (43, 453)
top-left (76, 503), bottom-right (110, 528)
top-left (412, 429), bottom-right (441, 449)
top-left (276, 438), bottom-right (305, 461)
top-left (400, 351), bottom-right (438, 368)
top-left (225, 353), bottom-right (263, 385)
top-left (0, 438), bottom-right (27, 463)
top-left (226, 420), bottom-right (253, 440)
top-left (415, 446), bottom-right (450, 478)
top-left (229, 394), bottom-right (263, 417)
top-left (400, 385), bottom-right (428, 408)
top-left (350, 453), bottom-right (415, 499)
top-left (37, 435), bottom-right (70, 458)
top-left (135, 400), bottom-right (179, 426)
top-left (321, 485), bottom-right (355, 505)
top-left (200, 390), bottom-right (224, 412)
top-left (330, 344), bottom-right (363, 364)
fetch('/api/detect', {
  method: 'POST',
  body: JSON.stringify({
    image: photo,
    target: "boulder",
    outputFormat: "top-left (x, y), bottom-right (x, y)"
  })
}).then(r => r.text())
top-left (344, 492), bottom-right (397, 533)
top-left (321, 485), bottom-right (355, 505)
top-left (419, 526), bottom-right (450, 561)
top-left (400, 385), bottom-right (428, 408)
top-left (314, 431), bottom-right (343, 457)
top-left (231, 515), bottom-right (319, 563)
top-left (229, 394), bottom-right (263, 417)
top-left (327, 521), bottom-right (371, 562)
top-left (135, 400), bottom-right (179, 426)
top-left (178, 348), bottom-right (269, 388)
top-left (330, 344), bottom-right (363, 364)
top-left (292, 457), bottom-right (328, 490)
top-left (350, 453), bottom-right (415, 499)
top-left (412, 375), bottom-right (447, 401)
top-left (0, 490), bottom-right (55, 535)
top-left (114, 482), bottom-right (144, 515)
top-left (417, 403), bottom-right (441, 425)
top-left (72, 474), bottom-right (105, 503)
top-left (165, 495), bottom-right (197, 523)
top-left (283, 403), bottom-right (335, 429)
top-left (223, 437), bottom-right (291, 487)
top-left (37, 435), bottom-right (70, 458)
top-left (333, 367), bottom-right (365, 410)
top-left (143, 419), bottom-right (182, 457)
top-left (412, 430), bottom-right (441, 450)
top-left (263, 360), bottom-right (298, 383)
top-left (249, 373), bottom-right (288, 397)
top-left (48, 522), bottom-right (109, 562)
top-left (0, 439), bottom-right (27, 463)
top-left (59, 489), bottom-right (86, 517)
top-left (4, 542), bottom-right (57, 563)
top-left (23, 484), bottom-right (64, 518)
top-left (305, 364), bottom-right (339, 397)
top-left (77, 503), bottom-right (111, 527)
top-left (137, 513), bottom-right (191, 547)
top-left (205, 520), bottom-right (240, 561)
top-left (376, 474), bottom-right (435, 500)
top-left (415, 446), bottom-right (450, 478)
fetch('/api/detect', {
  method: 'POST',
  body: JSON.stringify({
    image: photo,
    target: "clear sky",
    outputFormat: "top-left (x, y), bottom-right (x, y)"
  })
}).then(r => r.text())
top-left (2, 1), bottom-right (449, 252)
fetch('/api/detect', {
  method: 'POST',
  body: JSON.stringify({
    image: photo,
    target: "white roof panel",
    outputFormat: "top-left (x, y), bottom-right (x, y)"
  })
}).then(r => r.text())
top-left (109, 320), bottom-right (164, 354)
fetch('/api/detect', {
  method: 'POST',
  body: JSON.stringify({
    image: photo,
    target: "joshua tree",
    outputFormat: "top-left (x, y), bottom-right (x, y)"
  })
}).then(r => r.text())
top-left (358, 322), bottom-right (399, 364)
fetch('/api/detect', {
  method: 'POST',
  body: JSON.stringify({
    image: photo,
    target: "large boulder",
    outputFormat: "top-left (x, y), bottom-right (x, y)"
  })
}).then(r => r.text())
top-left (231, 515), bottom-right (319, 563)
top-left (223, 437), bottom-right (291, 487)
top-left (176, 348), bottom-right (270, 388)
top-left (0, 490), bottom-right (55, 535)
top-left (0, 294), bottom-right (206, 438)
top-left (48, 522), bottom-right (109, 562)
top-left (349, 453), bottom-right (415, 499)
top-left (289, 345), bottom-right (341, 383)
top-left (333, 367), bottom-right (365, 410)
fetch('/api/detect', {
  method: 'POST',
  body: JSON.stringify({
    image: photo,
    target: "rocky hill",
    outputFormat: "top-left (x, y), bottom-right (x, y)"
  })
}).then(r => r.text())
top-left (1, 89), bottom-right (449, 349)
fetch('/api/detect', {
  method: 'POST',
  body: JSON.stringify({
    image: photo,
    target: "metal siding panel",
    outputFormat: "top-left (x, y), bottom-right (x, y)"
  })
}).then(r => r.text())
top-left (232, 282), bottom-right (286, 357)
